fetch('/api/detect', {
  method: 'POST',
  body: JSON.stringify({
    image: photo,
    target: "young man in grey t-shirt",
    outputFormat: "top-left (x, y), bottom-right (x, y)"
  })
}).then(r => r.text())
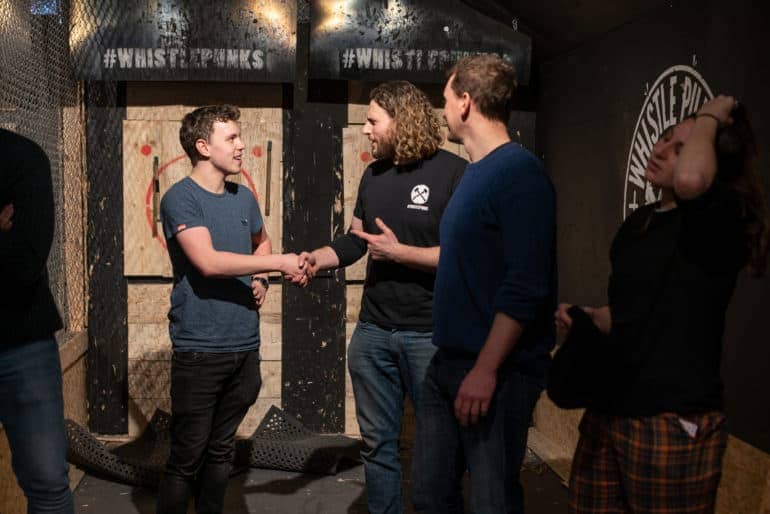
top-left (157, 105), bottom-right (305, 513)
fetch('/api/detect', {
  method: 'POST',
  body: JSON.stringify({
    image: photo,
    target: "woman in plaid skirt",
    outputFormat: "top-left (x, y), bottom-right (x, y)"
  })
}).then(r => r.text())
top-left (555, 95), bottom-right (769, 514)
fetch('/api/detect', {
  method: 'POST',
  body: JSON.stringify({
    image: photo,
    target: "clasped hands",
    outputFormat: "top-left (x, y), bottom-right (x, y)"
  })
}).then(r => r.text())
top-left (251, 217), bottom-right (400, 301)
top-left (282, 217), bottom-right (402, 288)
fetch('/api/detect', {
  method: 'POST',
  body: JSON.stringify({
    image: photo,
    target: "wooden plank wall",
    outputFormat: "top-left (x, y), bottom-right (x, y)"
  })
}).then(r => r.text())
top-left (62, 85), bottom-right (87, 332)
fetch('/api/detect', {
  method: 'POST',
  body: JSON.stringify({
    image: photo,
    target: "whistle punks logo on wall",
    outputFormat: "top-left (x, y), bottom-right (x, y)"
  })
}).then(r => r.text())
top-left (100, 48), bottom-right (267, 71)
top-left (623, 65), bottom-right (714, 218)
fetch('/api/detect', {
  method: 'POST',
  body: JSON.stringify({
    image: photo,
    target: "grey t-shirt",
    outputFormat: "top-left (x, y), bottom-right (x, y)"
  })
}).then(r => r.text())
top-left (161, 177), bottom-right (263, 352)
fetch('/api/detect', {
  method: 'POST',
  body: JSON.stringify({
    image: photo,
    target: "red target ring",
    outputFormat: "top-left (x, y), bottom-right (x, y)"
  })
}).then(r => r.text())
top-left (144, 155), bottom-right (260, 249)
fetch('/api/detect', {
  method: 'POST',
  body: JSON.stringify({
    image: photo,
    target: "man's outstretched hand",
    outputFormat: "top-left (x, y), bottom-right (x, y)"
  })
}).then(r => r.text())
top-left (350, 218), bottom-right (402, 262)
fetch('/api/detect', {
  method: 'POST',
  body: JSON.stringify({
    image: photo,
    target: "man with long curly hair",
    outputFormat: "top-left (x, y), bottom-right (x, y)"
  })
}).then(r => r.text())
top-left (294, 81), bottom-right (467, 514)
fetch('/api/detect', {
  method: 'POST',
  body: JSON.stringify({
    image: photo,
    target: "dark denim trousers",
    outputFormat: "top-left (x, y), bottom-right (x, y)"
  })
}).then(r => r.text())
top-left (0, 337), bottom-right (73, 514)
top-left (157, 349), bottom-right (261, 514)
top-left (348, 320), bottom-right (437, 514)
top-left (411, 349), bottom-right (544, 514)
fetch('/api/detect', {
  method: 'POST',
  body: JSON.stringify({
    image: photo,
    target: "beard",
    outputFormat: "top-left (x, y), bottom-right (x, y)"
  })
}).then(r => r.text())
top-left (371, 134), bottom-right (396, 160)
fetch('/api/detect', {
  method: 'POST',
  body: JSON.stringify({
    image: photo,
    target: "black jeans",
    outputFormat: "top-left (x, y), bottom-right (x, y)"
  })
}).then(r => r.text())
top-left (157, 349), bottom-right (261, 514)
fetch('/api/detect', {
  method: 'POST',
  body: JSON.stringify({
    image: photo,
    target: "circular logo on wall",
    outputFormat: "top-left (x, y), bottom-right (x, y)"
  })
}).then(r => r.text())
top-left (411, 184), bottom-right (430, 205)
top-left (623, 65), bottom-right (714, 219)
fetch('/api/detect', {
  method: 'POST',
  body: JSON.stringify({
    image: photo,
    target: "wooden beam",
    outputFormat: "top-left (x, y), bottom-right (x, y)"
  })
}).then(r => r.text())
top-left (281, 22), bottom-right (348, 433)
top-left (86, 81), bottom-right (128, 434)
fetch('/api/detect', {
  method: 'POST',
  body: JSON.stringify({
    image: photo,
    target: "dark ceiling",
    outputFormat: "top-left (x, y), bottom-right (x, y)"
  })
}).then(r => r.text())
top-left (462, 0), bottom-right (674, 58)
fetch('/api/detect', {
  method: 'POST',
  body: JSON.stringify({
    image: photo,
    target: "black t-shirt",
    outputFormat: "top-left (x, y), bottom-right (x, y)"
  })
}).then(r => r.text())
top-left (606, 181), bottom-right (747, 416)
top-left (353, 149), bottom-right (467, 331)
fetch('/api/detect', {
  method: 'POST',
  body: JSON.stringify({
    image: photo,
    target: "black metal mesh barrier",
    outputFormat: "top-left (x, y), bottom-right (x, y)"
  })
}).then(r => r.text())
top-left (65, 406), bottom-right (362, 488)
top-left (240, 405), bottom-right (362, 475)
top-left (0, 0), bottom-right (85, 332)
top-left (109, 409), bottom-right (171, 480)
top-left (65, 415), bottom-right (164, 488)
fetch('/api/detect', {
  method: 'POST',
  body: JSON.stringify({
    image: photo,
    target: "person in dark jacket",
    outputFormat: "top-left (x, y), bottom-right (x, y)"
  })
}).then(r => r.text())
top-left (0, 128), bottom-right (73, 513)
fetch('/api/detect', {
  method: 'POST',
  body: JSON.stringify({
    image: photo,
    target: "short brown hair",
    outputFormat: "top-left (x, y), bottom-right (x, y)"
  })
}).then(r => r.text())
top-left (179, 104), bottom-right (241, 164)
top-left (369, 81), bottom-right (442, 164)
top-left (448, 54), bottom-right (516, 122)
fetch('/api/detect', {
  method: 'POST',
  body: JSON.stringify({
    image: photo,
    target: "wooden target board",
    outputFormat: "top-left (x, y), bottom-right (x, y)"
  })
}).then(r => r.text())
top-left (122, 120), bottom-right (283, 277)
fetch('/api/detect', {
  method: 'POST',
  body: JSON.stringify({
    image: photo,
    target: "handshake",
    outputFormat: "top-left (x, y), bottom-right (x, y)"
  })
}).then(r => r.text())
top-left (249, 251), bottom-right (317, 308)
top-left (276, 251), bottom-right (320, 288)
top-left (249, 250), bottom-right (321, 306)
top-left (250, 217), bottom-right (402, 302)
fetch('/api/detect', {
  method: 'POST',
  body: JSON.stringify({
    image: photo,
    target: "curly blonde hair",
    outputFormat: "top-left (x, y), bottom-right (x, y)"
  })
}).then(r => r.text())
top-left (370, 81), bottom-right (443, 164)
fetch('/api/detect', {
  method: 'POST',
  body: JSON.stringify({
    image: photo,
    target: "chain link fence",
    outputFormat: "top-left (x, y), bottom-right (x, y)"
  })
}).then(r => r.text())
top-left (0, 0), bottom-right (86, 334)
top-left (1, 0), bottom-right (310, 336)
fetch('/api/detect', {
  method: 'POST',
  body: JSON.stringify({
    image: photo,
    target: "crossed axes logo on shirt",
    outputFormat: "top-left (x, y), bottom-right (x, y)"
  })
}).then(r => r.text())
top-left (411, 184), bottom-right (430, 205)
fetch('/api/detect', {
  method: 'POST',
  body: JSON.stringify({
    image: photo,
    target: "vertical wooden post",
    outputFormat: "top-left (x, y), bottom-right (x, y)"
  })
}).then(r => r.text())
top-left (86, 81), bottom-right (128, 434)
top-left (281, 21), bottom-right (348, 433)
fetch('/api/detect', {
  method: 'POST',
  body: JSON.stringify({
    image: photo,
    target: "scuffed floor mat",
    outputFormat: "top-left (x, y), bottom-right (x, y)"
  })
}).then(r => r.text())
top-left (65, 406), bottom-right (361, 488)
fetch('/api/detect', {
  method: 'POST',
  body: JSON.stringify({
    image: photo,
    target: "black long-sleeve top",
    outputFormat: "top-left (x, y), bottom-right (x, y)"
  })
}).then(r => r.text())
top-left (0, 128), bottom-right (62, 343)
top-left (604, 181), bottom-right (746, 415)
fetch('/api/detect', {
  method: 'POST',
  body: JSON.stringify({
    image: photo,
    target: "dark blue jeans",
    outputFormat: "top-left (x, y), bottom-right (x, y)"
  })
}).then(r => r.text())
top-left (411, 349), bottom-right (543, 514)
top-left (348, 321), bottom-right (437, 514)
top-left (0, 337), bottom-right (73, 514)
top-left (157, 349), bottom-right (261, 514)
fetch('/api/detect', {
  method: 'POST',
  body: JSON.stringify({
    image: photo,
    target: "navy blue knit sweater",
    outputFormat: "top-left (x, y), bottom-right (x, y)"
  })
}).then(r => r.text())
top-left (432, 142), bottom-right (557, 376)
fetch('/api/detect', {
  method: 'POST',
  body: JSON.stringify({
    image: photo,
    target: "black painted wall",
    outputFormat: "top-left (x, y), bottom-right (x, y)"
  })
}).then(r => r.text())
top-left (86, 81), bottom-right (128, 434)
top-left (538, 0), bottom-right (770, 452)
top-left (281, 21), bottom-right (348, 433)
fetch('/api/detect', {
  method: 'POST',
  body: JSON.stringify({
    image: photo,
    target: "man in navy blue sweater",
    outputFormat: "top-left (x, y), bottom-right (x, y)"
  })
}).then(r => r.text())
top-left (411, 55), bottom-right (557, 514)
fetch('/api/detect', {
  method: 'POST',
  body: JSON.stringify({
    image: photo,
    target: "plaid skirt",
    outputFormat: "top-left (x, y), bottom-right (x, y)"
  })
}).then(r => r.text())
top-left (568, 409), bottom-right (728, 514)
